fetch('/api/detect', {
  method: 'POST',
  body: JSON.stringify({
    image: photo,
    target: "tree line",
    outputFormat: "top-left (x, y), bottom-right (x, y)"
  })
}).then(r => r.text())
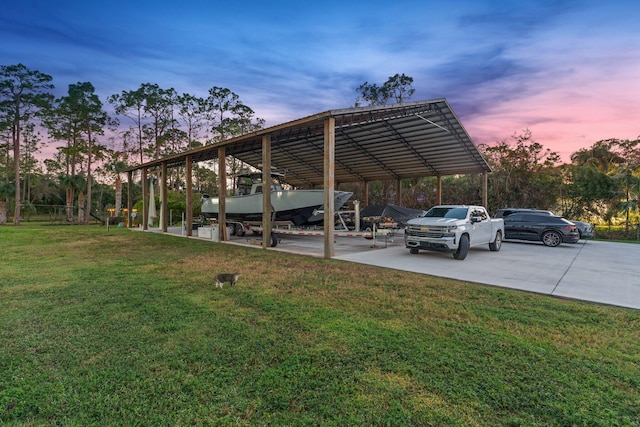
top-left (1, 65), bottom-right (639, 230)
top-left (353, 75), bottom-right (640, 229)
top-left (0, 63), bottom-right (264, 225)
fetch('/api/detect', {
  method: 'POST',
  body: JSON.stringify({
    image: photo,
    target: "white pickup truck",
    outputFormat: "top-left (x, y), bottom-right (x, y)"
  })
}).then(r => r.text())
top-left (404, 205), bottom-right (504, 260)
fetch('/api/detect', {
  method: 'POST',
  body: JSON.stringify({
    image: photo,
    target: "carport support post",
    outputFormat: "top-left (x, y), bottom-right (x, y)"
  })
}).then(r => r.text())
top-left (324, 117), bottom-right (336, 259)
top-left (127, 171), bottom-right (133, 228)
top-left (482, 171), bottom-right (488, 208)
top-left (363, 181), bottom-right (369, 206)
top-left (185, 155), bottom-right (193, 237)
top-left (160, 162), bottom-right (168, 232)
top-left (218, 147), bottom-right (227, 241)
top-left (395, 179), bottom-right (402, 204)
top-left (436, 175), bottom-right (442, 205)
top-left (142, 168), bottom-right (149, 230)
top-left (262, 135), bottom-right (272, 249)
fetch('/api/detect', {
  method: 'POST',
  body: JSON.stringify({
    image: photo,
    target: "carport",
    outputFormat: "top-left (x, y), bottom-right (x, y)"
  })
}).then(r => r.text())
top-left (124, 98), bottom-right (491, 258)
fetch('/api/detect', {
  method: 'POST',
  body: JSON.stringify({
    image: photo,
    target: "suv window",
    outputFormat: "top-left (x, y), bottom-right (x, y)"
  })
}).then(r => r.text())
top-left (504, 213), bottom-right (526, 222)
top-left (546, 216), bottom-right (568, 224)
top-left (496, 208), bottom-right (553, 218)
top-left (523, 214), bottom-right (546, 222)
top-left (518, 213), bottom-right (564, 223)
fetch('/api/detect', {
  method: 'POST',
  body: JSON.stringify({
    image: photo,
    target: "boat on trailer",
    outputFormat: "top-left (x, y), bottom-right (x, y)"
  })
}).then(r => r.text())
top-left (200, 172), bottom-right (353, 226)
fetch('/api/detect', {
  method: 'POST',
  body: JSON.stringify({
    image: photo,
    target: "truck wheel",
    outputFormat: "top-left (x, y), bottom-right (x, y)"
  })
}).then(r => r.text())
top-left (409, 248), bottom-right (419, 254)
top-left (542, 231), bottom-right (561, 247)
top-left (489, 231), bottom-right (502, 251)
top-left (453, 235), bottom-right (469, 260)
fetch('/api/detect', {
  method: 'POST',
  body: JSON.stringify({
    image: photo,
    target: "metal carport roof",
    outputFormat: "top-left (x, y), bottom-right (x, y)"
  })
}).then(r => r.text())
top-left (126, 98), bottom-right (490, 186)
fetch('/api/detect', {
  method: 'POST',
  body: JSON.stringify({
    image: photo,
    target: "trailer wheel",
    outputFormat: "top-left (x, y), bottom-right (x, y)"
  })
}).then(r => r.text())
top-left (364, 226), bottom-right (373, 240)
top-left (235, 223), bottom-right (245, 237)
top-left (270, 232), bottom-right (278, 247)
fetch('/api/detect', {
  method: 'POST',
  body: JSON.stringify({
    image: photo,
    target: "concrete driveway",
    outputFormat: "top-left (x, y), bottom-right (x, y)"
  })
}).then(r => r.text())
top-left (334, 238), bottom-right (640, 310)
top-left (167, 226), bottom-right (640, 310)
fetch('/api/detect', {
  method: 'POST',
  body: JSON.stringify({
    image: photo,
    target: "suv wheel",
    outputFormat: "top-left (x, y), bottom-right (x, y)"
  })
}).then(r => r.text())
top-left (542, 231), bottom-right (561, 247)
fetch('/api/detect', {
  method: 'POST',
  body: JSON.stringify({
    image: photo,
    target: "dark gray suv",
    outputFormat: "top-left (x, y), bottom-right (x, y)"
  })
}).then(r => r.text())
top-left (495, 208), bottom-right (594, 239)
top-left (496, 211), bottom-right (580, 246)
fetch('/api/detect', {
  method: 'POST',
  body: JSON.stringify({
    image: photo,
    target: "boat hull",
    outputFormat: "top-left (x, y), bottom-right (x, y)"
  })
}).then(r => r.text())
top-left (201, 190), bottom-right (353, 225)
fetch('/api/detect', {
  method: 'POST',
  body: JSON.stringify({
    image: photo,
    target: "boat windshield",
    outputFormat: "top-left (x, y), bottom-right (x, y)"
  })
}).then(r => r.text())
top-left (235, 180), bottom-right (252, 196)
top-left (235, 173), bottom-right (283, 196)
top-left (422, 207), bottom-right (468, 219)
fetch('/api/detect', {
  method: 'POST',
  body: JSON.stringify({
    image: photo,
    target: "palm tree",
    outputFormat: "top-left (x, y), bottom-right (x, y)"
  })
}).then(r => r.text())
top-left (615, 163), bottom-right (640, 232)
top-left (104, 154), bottom-right (129, 217)
top-left (58, 174), bottom-right (85, 222)
top-left (570, 139), bottom-right (624, 173)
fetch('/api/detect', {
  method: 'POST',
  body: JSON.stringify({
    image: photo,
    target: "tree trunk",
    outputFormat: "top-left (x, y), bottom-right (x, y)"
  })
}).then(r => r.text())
top-left (115, 176), bottom-right (122, 216)
top-left (13, 119), bottom-right (21, 225)
top-left (625, 189), bottom-right (630, 233)
top-left (66, 188), bottom-right (75, 221)
top-left (78, 192), bottom-right (85, 224)
top-left (0, 200), bottom-right (7, 225)
top-left (85, 122), bottom-right (93, 225)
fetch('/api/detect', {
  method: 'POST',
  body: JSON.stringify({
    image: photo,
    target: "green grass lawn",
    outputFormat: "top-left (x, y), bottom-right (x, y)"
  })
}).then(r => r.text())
top-left (1, 225), bottom-right (638, 426)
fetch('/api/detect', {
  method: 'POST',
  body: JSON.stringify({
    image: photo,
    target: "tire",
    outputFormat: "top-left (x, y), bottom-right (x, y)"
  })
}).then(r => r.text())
top-left (409, 248), bottom-right (419, 254)
top-left (270, 232), bottom-right (278, 247)
top-left (489, 231), bottom-right (502, 251)
top-left (453, 234), bottom-right (469, 260)
top-left (235, 223), bottom-right (245, 237)
top-left (542, 231), bottom-right (561, 247)
top-left (364, 226), bottom-right (373, 240)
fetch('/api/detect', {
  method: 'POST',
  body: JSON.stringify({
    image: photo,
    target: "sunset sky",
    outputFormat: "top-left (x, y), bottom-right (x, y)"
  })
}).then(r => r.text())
top-left (2, 0), bottom-right (639, 162)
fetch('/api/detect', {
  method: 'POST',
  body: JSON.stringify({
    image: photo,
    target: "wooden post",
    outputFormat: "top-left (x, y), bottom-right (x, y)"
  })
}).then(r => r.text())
top-left (363, 180), bottom-right (369, 207)
top-left (482, 171), bottom-right (488, 208)
top-left (395, 179), bottom-right (402, 205)
top-left (185, 155), bottom-right (193, 237)
top-left (324, 117), bottom-right (335, 259)
top-left (262, 135), bottom-right (272, 249)
top-left (142, 168), bottom-right (149, 230)
top-left (161, 162), bottom-right (168, 232)
top-left (218, 147), bottom-right (227, 241)
top-left (436, 175), bottom-right (442, 205)
top-left (127, 171), bottom-right (133, 228)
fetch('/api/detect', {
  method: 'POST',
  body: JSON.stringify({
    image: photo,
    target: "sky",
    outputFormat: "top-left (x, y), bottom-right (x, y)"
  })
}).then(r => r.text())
top-left (2, 0), bottom-right (639, 163)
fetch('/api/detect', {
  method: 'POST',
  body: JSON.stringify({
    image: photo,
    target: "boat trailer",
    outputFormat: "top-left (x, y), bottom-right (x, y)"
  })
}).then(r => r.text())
top-left (239, 202), bottom-right (398, 248)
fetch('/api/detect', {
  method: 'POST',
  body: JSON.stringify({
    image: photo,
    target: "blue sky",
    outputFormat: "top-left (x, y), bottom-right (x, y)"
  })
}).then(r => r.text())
top-left (2, 0), bottom-right (639, 161)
